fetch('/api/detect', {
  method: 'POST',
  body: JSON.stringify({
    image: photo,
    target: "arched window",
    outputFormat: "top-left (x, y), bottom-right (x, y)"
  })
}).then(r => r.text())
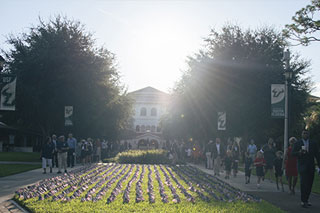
top-left (151, 125), bottom-right (156, 132)
top-left (146, 125), bottom-right (151, 131)
top-left (151, 108), bottom-right (157, 116)
top-left (136, 125), bottom-right (140, 132)
top-left (141, 125), bottom-right (146, 132)
top-left (140, 107), bottom-right (147, 116)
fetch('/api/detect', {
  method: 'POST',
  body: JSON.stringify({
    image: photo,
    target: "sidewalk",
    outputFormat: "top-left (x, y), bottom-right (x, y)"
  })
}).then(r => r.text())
top-left (189, 163), bottom-right (320, 213)
top-left (0, 165), bottom-right (83, 212)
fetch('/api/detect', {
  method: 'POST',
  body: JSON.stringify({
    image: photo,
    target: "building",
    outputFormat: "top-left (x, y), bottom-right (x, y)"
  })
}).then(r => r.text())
top-left (122, 86), bottom-right (169, 149)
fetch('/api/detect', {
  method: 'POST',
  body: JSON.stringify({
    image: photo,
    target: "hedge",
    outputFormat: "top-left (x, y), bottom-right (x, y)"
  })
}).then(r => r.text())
top-left (103, 149), bottom-right (170, 164)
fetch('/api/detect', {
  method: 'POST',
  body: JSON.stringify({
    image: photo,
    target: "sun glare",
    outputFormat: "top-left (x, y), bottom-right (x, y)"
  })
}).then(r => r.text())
top-left (127, 15), bottom-right (197, 92)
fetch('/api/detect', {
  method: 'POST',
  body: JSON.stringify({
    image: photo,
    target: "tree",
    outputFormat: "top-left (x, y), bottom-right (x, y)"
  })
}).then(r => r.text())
top-left (2, 16), bottom-right (131, 139)
top-left (283, 0), bottom-right (320, 45)
top-left (162, 25), bottom-right (311, 147)
top-left (304, 100), bottom-right (320, 143)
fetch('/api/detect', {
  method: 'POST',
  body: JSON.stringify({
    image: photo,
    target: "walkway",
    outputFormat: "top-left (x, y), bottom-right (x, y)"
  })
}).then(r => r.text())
top-left (189, 163), bottom-right (320, 213)
top-left (0, 165), bottom-right (82, 212)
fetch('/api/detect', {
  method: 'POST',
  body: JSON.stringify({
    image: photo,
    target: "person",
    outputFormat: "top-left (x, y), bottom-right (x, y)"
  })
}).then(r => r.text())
top-left (87, 138), bottom-right (93, 164)
top-left (254, 151), bottom-right (266, 189)
top-left (285, 137), bottom-right (298, 195)
top-left (186, 147), bottom-right (192, 162)
top-left (224, 150), bottom-right (232, 179)
top-left (41, 137), bottom-right (55, 174)
top-left (56, 135), bottom-right (69, 174)
top-left (51, 134), bottom-right (58, 168)
top-left (80, 139), bottom-right (88, 165)
top-left (274, 151), bottom-right (284, 192)
top-left (67, 133), bottom-right (77, 168)
top-left (226, 139), bottom-right (233, 151)
top-left (232, 140), bottom-right (240, 177)
top-left (262, 138), bottom-right (276, 182)
top-left (96, 138), bottom-right (102, 162)
top-left (247, 139), bottom-right (257, 161)
top-left (244, 152), bottom-right (253, 184)
top-left (205, 140), bottom-right (214, 169)
top-left (292, 130), bottom-right (320, 208)
top-left (212, 137), bottom-right (225, 176)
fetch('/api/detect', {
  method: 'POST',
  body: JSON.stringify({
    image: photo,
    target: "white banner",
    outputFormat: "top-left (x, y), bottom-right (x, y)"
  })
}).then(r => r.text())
top-left (218, 111), bottom-right (226, 130)
top-left (271, 84), bottom-right (285, 118)
top-left (0, 75), bottom-right (16, 111)
top-left (65, 106), bottom-right (73, 126)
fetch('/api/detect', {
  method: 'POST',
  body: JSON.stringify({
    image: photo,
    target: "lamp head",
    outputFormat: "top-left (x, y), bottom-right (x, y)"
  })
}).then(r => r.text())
top-left (283, 49), bottom-right (290, 61)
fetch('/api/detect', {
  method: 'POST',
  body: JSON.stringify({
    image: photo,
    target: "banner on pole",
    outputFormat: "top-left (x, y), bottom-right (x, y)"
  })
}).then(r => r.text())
top-left (271, 84), bottom-right (285, 118)
top-left (217, 111), bottom-right (226, 130)
top-left (0, 75), bottom-right (16, 111)
top-left (65, 106), bottom-right (73, 126)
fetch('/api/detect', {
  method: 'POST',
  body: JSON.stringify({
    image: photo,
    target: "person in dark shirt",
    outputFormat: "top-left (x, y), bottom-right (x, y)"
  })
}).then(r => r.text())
top-left (292, 130), bottom-right (320, 208)
top-left (224, 150), bottom-right (233, 179)
top-left (274, 151), bottom-right (284, 192)
top-left (262, 138), bottom-right (276, 181)
top-left (244, 152), bottom-right (253, 184)
top-left (41, 137), bottom-right (55, 174)
top-left (56, 135), bottom-right (69, 174)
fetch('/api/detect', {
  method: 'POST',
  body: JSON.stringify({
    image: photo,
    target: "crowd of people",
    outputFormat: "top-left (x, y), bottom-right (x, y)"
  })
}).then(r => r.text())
top-left (163, 130), bottom-right (320, 208)
top-left (198, 130), bottom-right (320, 209)
top-left (40, 133), bottom-right (123, 174)
top-left (40, 130), bottom-right (320, 208)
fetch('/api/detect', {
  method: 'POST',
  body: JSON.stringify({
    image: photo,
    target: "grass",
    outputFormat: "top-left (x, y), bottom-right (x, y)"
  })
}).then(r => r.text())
top-left (0, 164), bottom-right (41, 177)
top-left (239, 167), bottom-right (320, 194)
top-left (14, 163), bottom-right (284, 213)
top-left (0, 152), bottom-right (41, 162)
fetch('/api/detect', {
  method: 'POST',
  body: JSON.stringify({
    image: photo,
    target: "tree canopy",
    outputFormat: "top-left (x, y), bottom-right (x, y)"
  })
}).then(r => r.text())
top-left (284, 0), bottom-right (320, 45)
top-left (2, 16), bottom-right (132, 139)
top-left (162, 25), bottom-right (311, 146)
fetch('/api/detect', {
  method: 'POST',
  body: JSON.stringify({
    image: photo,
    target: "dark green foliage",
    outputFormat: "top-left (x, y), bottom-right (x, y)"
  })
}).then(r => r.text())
top-left (2, 16), bottom-right (131, 138)
top-left (162, 25), bottom-right (310, 146)
top-left (304, 103), bottom-right (320, 143)
top-left (104, 150), bottom-right (170, 164)
top-left (284, 0), bottom-right (320, 45)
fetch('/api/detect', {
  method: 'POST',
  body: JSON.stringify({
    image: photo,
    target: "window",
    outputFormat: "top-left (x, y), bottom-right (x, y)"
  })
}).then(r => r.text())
top-left (151, 108), bottom-right (157, 116)
top-left (141, 125), bottom-right (146, 132)
top-left (140, 107), bottom-right (147, 116)
top-left (157, 126), bottom-right (161, 132)
top-left (151, 125), bottom-right (156, 132)
top-left (146, 125), bottom-right (151, 131)
top-left (136, 125), bottom-right (140, 132)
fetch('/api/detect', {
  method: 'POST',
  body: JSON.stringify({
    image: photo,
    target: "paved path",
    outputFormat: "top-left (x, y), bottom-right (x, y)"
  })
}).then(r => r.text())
top-left (0, 165), bottom-right (83, 212)
top-left (189, 163), bottom-right (320, 213)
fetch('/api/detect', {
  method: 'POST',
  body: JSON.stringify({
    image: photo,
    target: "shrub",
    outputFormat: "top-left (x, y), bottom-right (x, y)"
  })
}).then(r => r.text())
top-left (103, 150), bottom-right (170, 164)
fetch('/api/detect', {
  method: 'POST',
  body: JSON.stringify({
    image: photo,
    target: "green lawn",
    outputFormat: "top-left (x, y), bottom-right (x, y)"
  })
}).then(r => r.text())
top-left (0, 152), bottom-right (41, 162)
top-left (239, 167), bottom-right (320, 194)
top-left (0, 164), bottom-right (41, 177)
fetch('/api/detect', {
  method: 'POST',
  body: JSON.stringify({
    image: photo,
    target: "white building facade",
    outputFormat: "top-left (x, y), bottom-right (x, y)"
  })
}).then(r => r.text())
top-left (124, 87), bottom-right (169, 149)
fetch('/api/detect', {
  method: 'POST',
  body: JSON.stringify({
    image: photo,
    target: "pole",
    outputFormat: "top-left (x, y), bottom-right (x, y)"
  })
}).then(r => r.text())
top-left (283, 49), bottom-right (290, 168)
top-left (284, 78), bottom-right (288, 156)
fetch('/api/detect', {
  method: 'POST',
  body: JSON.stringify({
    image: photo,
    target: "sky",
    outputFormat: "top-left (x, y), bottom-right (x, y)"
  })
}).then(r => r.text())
top-left (1, 0), bottom-right (320, 95)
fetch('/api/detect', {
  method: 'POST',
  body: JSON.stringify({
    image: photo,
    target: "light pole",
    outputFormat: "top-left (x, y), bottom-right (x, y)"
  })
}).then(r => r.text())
top-left (283, 49), bottom-right (292, 158)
